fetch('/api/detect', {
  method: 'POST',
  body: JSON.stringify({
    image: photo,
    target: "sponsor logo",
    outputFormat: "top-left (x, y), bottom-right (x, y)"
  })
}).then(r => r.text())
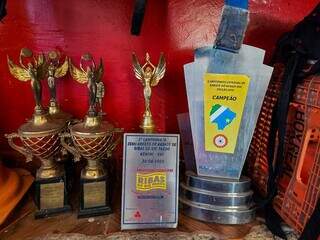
top-left (134, 211), bottom-right (141, 219)
top-left (136, 172), bottom-right (167, 191)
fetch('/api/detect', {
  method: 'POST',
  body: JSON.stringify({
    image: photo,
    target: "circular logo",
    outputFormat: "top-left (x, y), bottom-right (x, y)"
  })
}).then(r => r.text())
top-left (213, 134), bottom-right (228, 148)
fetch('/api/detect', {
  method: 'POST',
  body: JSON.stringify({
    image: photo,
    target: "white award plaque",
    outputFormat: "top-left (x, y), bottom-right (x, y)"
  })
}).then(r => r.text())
top-left (121, 133), bottom-right (180, 230)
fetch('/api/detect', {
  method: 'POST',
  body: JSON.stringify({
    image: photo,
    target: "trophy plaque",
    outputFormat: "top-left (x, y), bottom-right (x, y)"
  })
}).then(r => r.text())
top-left (121, 133), bottom-right (180, 230)
top-left (6, 48), bottom-right (71, 218)
top-left (121, 53), bottom-right (180, 230)
top-left (61, 53), bottom-right (122, 218)
top-left (180, 1), bottom-right (274, 224)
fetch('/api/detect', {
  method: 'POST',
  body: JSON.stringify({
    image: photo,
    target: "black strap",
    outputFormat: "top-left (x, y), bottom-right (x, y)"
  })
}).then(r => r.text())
top-left (265, 203), bottom-right (287, 239)
top-left (299, 199), bottom-right (320, 240)
top-left (0, 0), bottom-right (7, 22)
top-left (131, 0), bottom-right (147, 36)
top-left (265, 54), bottom-right (302, 238)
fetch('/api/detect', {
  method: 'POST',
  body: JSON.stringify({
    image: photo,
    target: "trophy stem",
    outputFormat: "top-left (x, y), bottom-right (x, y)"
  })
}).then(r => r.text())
top-left (49, 99), bottom-right (60, 115)
top-left (32, 111), bottom-right (49, 126)
top-left (34, 105), bottom-right (45, 115)
top-left (82, 159), bottom-right (106, 179)
top-left (140, 111), bottom-right (155, 133)
top-left (37, 158), bottom-right (62, 179)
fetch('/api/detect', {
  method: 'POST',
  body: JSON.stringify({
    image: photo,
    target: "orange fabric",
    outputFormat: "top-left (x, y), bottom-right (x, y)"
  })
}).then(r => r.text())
top-left (0, 164), bottom-right (34, 225)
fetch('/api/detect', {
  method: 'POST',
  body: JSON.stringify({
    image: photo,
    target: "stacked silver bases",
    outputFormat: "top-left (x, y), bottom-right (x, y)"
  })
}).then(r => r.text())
top-left (179, 171), bottom-right (256, 224)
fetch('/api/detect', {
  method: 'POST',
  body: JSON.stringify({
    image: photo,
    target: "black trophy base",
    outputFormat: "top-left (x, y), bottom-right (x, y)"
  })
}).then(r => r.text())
top-left (35, 205), bottom-right (71, 219)
top-left (78, 205), bottom-right (112, 218)
top-left (34, 173), bottom-right (71, 219)
top-left (78, 175), bottom-right (112, 218)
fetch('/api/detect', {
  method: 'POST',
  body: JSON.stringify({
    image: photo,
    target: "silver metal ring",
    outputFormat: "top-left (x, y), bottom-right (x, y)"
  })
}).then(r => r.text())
top-left (179, 197), bottom-right (256, 224)
top-left (185, 171), bottom-right (251, 193)
top-left (180, 183), bottom-right (253, 208)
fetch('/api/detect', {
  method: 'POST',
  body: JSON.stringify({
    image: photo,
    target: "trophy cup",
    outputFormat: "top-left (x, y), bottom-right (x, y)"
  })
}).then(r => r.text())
top-left (132, 52), bottom-right (166, 133)
top-left (6, 48), bottom-right (71, 218)
top-left (61, 53), bottom-right (122, 218)
top-left (46, 50), bottom-right (71, 121)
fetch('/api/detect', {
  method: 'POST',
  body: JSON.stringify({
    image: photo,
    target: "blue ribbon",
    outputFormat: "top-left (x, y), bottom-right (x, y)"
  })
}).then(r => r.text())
top-left (225, 0), bottom-right (248, 10)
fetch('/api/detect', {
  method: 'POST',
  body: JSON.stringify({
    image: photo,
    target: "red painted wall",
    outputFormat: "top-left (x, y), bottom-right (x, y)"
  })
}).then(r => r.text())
top-left (0, 0), bottom-right (318, 163)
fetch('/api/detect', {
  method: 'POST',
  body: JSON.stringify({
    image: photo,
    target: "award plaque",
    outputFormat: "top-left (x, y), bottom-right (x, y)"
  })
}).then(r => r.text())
top-left (121, 53), bottom-right (180, 229)
top-left (61, 53), bottom-right (122, 218)
top-left (180, 1), bottom-right (273, 224)
top-left (121, 133), bottom-right (180, 230)
top-left (6, 48), bottom-right (71, 218)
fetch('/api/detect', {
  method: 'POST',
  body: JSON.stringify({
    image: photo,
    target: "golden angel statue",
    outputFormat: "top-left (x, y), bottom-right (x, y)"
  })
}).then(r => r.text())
top-left (46, 50), bottom-right (69, 112)
top-left (7, 48), bottom-right (46, 114)
top-left (132, 52), bottom-right (166, 133)
top-left (69, 53), bottom-right (104, 116)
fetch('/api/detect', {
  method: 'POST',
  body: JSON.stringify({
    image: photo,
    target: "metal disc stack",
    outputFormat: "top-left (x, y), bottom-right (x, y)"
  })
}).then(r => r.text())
top-left (179, 171), bottom-right (256, 224)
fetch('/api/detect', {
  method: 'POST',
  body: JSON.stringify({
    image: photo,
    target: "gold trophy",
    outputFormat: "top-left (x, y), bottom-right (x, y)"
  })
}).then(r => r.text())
top-left (61, 53), bottom-right (122, 218)
top-left (5, 48), bottom-right (71, 218)
top-left (132, 53), bottom-right (166, 133)
top-left (46, 50), bottom-right (71, 121)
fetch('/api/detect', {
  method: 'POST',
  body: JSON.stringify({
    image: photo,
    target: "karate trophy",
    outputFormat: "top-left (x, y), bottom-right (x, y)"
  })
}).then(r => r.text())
top-left (5, 48), bottom-right (71, 218)
top-left (46, 50), bottom-right (71, 121)
top-left (121, 53), bottom-right (180, 230)
top-left (180, 1), bottom-right (273, 224)
top-left (132, 52), bottom-right (166, 133)
top-left (61, 53), bottom-right (122, 218)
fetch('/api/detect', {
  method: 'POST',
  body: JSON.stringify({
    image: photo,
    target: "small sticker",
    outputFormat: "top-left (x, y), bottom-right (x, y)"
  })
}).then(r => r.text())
top-left (213, 134), bottom-right (228, 148)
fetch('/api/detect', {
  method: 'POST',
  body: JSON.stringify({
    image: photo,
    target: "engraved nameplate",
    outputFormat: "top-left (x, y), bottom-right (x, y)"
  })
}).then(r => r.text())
top-left (40, 182), bottom-right (64, 209)
top-left (121, 133), bottom-right (180, 230)
top-left (83, 181), bottom-right (106, 208)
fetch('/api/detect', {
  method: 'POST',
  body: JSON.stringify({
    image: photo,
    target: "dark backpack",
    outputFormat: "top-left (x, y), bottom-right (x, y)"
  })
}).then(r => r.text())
top-left (265, 3), bottom-right (320, 240)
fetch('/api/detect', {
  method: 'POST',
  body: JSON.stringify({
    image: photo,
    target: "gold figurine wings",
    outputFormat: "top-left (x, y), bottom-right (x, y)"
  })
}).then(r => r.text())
top-left (54, 56), bottom-right (69, 78)
top-left (7, 57), bottom-right (30, 81)
top-left (69, 58), bottom-right (104, 84)
top-left (132, 52), bottom-right (166, 87)
top-left (7, 53), bottom-right (46, 81)
top-left (69, 60), bottom-right (87, 84)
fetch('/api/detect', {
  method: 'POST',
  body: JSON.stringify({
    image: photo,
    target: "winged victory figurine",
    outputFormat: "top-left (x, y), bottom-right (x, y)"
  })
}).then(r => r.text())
top-left (132, 52), bottom-right (166, 133)
top-left (46, 50), bottom-right (69, 113)
top-left (7, 48), bottom-right (47, 114)
top-left (69, 53), bottom-right (104, 116)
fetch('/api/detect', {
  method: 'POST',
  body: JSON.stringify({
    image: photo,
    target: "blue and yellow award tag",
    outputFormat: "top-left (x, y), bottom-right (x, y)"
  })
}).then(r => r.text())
top-left (204, 73), bottom-right (250, 153)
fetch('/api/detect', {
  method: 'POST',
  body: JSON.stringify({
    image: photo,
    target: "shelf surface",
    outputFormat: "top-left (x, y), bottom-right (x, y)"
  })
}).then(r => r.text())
top-left (0, 193), bottom-right (257, 240)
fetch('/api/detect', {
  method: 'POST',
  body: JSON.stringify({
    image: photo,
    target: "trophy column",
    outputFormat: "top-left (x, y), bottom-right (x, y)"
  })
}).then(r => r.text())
top-left (61, 115), bottom-right (122, 218)
top-left (6, 48), bottom-right (71, 218)
top-left (61, 54), bottom-right (122, 218)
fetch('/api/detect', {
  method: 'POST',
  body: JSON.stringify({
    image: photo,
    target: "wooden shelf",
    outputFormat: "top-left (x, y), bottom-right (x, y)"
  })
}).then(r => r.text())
top-left (0, 193), bottom-right (257, 240)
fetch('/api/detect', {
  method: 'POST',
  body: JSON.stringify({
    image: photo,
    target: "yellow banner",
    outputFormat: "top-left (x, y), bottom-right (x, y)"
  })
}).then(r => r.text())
top-left (136, 172), bottom-right (167, 191)
top-left (204, 73), bottom-right (250, 153)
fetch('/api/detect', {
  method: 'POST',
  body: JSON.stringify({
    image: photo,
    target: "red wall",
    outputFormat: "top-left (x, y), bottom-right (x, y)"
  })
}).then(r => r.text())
top-left (0, 0), bottom-right (318, 162)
